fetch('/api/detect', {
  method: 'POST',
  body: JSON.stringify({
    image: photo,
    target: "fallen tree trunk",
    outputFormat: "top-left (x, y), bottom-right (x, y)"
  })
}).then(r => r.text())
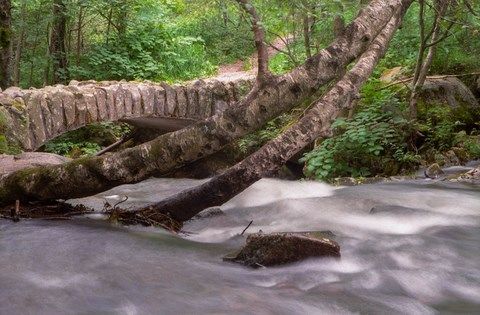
top-left (0, 0), bottom-right (408, 206)
top-left (133, 4), bottom-right (410, 223)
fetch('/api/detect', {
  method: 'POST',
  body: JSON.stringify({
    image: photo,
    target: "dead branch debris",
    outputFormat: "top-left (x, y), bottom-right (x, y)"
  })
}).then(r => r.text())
top-left (0, 200), bottom-right (93, 222)
top-left (103, 199), bottom-right (183, 233)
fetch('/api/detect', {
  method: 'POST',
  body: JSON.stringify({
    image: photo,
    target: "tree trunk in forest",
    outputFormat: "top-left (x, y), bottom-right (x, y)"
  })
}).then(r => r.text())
top-left (50, 0), bottom-right (69, 84)
top-left (44, 23), bottom-right (51, 85)
top-left (303, 12), bottom-right (312, 59)
top-left (409, 0), bottom-right (452, 119)
top-left (12, 0), bottom-right (27, 86)
top-left (132, 5), bottom-right (409, 223)
top-left (28, 30), bottom-right (40, 87)
top-left (105, 8), bottom-right (113, 44)
top-left (0, 0), bottom-right (12, 89)
top-left (116, 0), bottom-right (128, 38)
top-left (0, 0), bottom-right (411, 207)
top-left (76, 6), bottom-right (84, 66)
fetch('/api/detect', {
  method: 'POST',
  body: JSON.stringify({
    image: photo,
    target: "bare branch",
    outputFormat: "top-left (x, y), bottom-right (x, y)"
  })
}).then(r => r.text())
top-left (265, 29), bottom-right (299, 65)
top-left (424, 20), bottom-right (455, 48)
top-left (380, 71), bottom-right (480, 90)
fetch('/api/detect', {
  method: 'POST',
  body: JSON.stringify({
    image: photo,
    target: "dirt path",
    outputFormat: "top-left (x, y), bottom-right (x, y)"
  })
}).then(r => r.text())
top-left (216, 36), bottom-right (292, 81)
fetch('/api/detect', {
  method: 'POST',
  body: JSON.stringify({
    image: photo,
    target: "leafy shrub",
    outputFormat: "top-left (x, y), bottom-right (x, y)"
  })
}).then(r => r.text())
top-left (43, 122), bottom-right (129, 158)
top-left (44, 140), bottom-right (101, 158)
top-left (454, 131), bottom-right (480, 160)
top-left (301, 83), bottom-right (419, 180)
top-left (417, 102), bottom-right (480, 153)
top-left (71, 21), bottom-right (215, 82)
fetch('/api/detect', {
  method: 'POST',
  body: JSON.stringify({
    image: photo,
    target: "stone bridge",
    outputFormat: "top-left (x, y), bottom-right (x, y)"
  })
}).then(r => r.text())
top-left (0, 74), bottom-right (254, 151)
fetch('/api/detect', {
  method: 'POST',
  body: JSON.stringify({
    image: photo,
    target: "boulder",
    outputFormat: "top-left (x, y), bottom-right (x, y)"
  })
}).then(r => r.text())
top-left (419, 77), bottom-right (479, 109)
top-left (224, 232), bottom-right (340, 268)
top-left (424, 163), bottom-right (444, 179)
top-left (0, 152), bottom-right (70, 179)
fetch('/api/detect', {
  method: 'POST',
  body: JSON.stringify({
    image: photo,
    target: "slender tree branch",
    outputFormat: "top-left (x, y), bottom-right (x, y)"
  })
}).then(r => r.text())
top-left (265, 29), bottom-right (298, 65)
top-left (380, 71), bottom-right (480, 90)
top-left (424, 20), bottom-right (455, 48)
top-left (235, 0), bottom-right (272, 84)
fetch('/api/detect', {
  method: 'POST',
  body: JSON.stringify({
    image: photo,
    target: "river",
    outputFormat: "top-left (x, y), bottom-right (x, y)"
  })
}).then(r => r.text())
top-left (1, 171), bottom-right (479, 314)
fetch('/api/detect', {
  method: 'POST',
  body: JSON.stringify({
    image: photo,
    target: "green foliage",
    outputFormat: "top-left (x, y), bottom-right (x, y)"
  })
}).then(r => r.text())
top-left (417, 105), bottom-right (458, 151)
top-left (417, 102), bottom-right (480, 158)
top-left (44, 140), bottom-right (100, 157)
top-left (0, 135), bottom-right (22, 155)
top-left (71, 18), bottom-right (215, 82)
top-left (178, 6), bottom-right (254, 66)
top-left (238, 114), bottom-right (293, 154)
top-left (0, 111), bottom-right (22, 155)
top-left (43, 122), bottom-right (129, 158)
top-left (455, 131), bottom-right (480, 159)
top-left (302, 83), bottom-right (419, 180)
top-left (269, 41), bottom-right (304, 75)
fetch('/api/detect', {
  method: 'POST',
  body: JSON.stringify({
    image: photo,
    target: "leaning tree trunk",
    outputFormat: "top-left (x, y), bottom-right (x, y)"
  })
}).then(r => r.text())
top-left (0, 0), bottom-right (409, 207)
top-left (131, 3), bottom-right (411, 224)
top-left (0, 0), bottom-right (12, 89)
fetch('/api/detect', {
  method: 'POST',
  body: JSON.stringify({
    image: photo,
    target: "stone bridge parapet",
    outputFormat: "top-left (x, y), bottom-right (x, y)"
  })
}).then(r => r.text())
top-left (0, 75), bottom-right (254, 151)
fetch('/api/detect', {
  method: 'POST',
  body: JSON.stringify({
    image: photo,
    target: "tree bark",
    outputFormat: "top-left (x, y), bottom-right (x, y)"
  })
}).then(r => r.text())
top-left (409, 0), bottom-right (452, 119)
top-left (50, 0), bottom-right (69, 84)
top-left (303, 12), bottom-right (312, 59)
top-left (133, 4), bottom-right (410, 223)
top-left (76, 6), bottom-right (84, 66)
top-left (0, 0), bottom-right (411, 207)
top-left (235, 0), bottom-right (271, 84)
top-left (12, 0), bottom-right (26, 86)
top-left (0, 0), bottom-right (12, 89)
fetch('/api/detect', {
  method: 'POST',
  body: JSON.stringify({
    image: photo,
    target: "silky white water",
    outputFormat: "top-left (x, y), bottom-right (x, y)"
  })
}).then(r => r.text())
top-left (1, 176), bottom-right (479, 314)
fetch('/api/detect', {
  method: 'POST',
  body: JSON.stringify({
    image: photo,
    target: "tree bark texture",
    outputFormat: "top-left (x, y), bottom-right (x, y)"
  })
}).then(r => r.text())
top-left (0, 0), bottom-right (410, 207)
top-left (50, 0), bottom-right (69, 84)
top-left (12, 0), bottom-right (27, 86)
top-left (0, 0), bottom-right (12, 89)
top-left (134, 3), bottom-right (411, 223)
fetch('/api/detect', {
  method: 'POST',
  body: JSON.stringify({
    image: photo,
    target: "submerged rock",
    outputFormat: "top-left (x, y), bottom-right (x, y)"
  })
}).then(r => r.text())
top-left (224, 232), bottom-right (340, 268)
top-left (193, 207), bottom-right (225, 219)
top-left (424, 163), bottom-right (445, 179)
top-left (450, 167), bottom-right (480, 184)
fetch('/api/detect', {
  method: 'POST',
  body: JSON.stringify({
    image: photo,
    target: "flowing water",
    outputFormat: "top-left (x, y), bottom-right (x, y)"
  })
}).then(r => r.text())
top-left (1, 171), bottom-right (480, 314)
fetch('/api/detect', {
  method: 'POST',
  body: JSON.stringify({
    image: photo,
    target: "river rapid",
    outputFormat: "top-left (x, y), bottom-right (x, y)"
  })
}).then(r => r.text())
top-left (1, 171), bottom-right (480, 314)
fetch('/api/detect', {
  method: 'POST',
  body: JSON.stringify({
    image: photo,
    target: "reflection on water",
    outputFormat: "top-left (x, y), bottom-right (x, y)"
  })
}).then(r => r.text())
top-left (1, 176), bottom-right (479, 314)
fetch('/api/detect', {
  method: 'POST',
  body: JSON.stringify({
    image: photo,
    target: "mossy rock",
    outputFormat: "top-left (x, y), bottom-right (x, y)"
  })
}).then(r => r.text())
top-left (0, 152), bottom-right (71, 179)
top-left (425, 163), bottom-right (444, 179)
top-left (419, 77), bottom-right (478, 109)
top-left (0, 134), bottom-right (22, 155)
